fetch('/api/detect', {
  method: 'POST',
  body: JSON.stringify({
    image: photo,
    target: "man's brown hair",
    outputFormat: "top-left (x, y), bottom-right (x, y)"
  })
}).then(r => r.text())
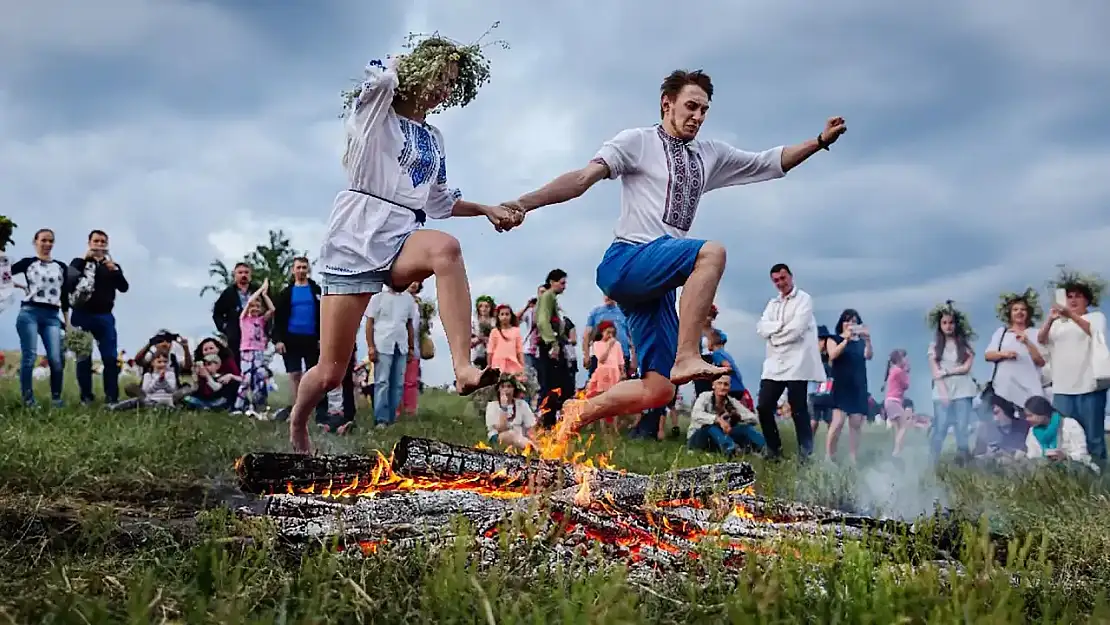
top-left (659, 70), bottom-right (714, 119)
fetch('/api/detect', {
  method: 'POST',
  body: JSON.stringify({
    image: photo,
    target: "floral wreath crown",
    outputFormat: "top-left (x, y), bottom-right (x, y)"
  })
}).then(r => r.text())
top-left (996, 287), bottom-right (1043, 324)
top-left (1047, 265), bottom-right (1105, 307)
top-left (341, 22), bottom-right (509, 116)
top-left (926, 300), bottom-right (976, 340)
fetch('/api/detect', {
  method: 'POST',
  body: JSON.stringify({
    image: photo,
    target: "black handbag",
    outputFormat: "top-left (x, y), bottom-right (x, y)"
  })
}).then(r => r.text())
top-left (978, 328), bottom-right (1009, 403)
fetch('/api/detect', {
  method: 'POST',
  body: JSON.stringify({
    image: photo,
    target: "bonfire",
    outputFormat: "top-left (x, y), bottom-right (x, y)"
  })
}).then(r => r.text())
top-left (235, 436), bottom-right (976, 579)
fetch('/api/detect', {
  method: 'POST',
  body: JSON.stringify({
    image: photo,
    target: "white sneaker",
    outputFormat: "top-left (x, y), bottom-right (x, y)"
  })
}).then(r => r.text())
top-left (230, 410), bottom-right (246, 416)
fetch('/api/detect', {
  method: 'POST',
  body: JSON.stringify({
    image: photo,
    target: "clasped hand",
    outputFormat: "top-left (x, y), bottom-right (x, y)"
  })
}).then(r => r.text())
top-left (484, 201), bottom-right (526, 232)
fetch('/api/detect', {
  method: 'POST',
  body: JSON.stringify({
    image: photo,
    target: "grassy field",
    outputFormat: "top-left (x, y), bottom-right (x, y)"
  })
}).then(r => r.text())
top-left (2, 374), bottom-right (1110, 624)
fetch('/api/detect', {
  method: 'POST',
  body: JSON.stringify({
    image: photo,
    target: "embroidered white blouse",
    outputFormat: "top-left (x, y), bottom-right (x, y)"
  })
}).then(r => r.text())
top-left (593, 126), bottom-right (786, 244)
top-left (319, 58), bottom-right (463, 277)
top-left (756, 287), bottom-right (827, 382)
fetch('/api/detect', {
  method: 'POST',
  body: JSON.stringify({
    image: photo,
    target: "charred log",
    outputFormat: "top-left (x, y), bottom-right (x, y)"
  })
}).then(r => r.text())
top-left (236, 452), bottom-right (392, 494)
top-left (390, 436), bottom-right (627, 491)
top-left (553, 463), bottom-right (756, 510)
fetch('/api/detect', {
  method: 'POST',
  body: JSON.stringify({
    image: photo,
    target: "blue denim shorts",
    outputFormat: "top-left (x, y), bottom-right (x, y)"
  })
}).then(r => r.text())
top-left (320, 270), bottom-right (391, 296)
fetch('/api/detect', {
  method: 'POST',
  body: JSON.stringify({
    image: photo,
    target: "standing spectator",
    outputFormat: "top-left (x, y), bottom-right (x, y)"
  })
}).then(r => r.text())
top-left (487, 303), bottom-right (524, 375)
top-left (882, 349), bottom-right (912, 457)
top-left (232, 281), bottom-right (275, 417)
top-left (12, 228), bottom-right (70, 407)
top-left (536, 269), bottom-right (569, 428)
top-left (585, 320), bottom-right (626, 435)
top-left (471, 295), bottom-right (495, 368)
top-left (926, 302), bottom-right (977, 462)
top-left (212, 262), bottom-right (257, 364)
top-left (1038, 270), bottom-right (1108, 468)
top-left (755, 263), bottom-right (825, 460)
top-left (825, 308), bottom-right (873, 463)
top-left (519, 284), bottom-right (546, 383)
top-left (563, 315), bottom-right (579, 390)
top-left (69, 229), bottom-right (129, 405)
top-left (401, 281), bottom-right (425, 418)
top-left (272, 257), bottom-right (322, 409)
top-left (366, 284), bottom-right (415, 428)
top-left (977, 289), bottom-right (1045, 455)
top-left (582, 295), bottom-right (636, 380)
top-left (808, 325), bottom-right (835, 436)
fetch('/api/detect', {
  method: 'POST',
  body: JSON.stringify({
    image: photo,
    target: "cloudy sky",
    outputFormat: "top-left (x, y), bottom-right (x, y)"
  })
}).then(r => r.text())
top-left (2, 0), bottom-right (1109, 410)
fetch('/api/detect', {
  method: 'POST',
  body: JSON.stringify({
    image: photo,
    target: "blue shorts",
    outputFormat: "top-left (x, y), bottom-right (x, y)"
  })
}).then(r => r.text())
top-left (595, 236), bottom-right (705, 379)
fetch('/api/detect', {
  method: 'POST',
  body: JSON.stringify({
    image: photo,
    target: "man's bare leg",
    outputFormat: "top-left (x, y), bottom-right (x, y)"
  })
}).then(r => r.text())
top-left (670, 242), bottom-right (731, 385)
top-left (390, 230), bottom-right (499, 395)
top-left (289, 294), bottom-right (370, 453)
top-left (555, 372), bottom-right (675, 440)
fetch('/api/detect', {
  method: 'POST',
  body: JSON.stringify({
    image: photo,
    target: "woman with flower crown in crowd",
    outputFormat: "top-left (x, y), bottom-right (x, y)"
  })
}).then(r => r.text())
top-left (977, 288), bottom-right (1047, 457)
top-left (287, 29), bottom-right (521, 453)
top-left (1037, 267), bottom-right (1109, 469)
top-left (926, 301), bottom-right (978, 462)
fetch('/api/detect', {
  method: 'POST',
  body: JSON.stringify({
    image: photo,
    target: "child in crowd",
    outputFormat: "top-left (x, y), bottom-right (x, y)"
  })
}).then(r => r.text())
top-left (109, 352), bottom-right (178, 411)
top-left (687, 374), bottom-right (765, 458)
top-left (706, 329), bottom-right (753, 411)
top-left (485, 376), bottom-right (537, 450)
top-left (585, 321), bottom-right (626, 435)
top-left (883, 348), bottom-right (912, 457)
top-left (809, 325), bottom-right (835, 435)
top-left (233, 280), bottom-right (274, 418)
top-left (354, 358), bottom-right (374, 411)
top-left (1021, 395), bottom-right (1098, 472)
top-left (184, 354), bottom-right (241, 410)
top-left (487, 304), bottom-right (524, 375)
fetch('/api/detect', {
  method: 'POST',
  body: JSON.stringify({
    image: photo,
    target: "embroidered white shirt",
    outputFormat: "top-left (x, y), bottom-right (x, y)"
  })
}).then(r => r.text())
top-left (320, 58), bottom-right (462, 276)
top-left (367, 289), bottom-right (415, 354)
top-left (756, 288), bottom-right (826, 382)
top-left (593, 126), bottom-right (785, 244)
top-left (1040, 311), bottom-right (1108, 395)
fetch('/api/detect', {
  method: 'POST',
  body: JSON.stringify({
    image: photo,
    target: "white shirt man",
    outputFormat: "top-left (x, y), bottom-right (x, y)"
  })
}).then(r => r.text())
top-left (366, 285), bottom-right (415, 427)
top-left (753, 263), bottom-right (824, 458)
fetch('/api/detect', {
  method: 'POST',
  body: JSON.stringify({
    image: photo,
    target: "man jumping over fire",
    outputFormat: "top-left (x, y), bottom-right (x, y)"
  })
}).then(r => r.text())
top-left (501, 69), bottom-right (846, 439)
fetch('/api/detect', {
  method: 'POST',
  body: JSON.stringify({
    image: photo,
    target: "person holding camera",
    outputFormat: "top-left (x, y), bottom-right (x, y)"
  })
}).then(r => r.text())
top-left (825, 308), bottom-right (874, 463)
top-left (128, 329), bottom-right (192, 402)
top-left (69, 229), bottom-right (129, 404)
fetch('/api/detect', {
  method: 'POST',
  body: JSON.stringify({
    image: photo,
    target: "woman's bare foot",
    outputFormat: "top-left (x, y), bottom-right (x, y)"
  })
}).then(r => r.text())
top-left (456, 365), bottom-right (501, 396)
top-left (669, 357), bottom-right (729, 386)
top-left (337, 421), bottom-right (355, 436)
top-left (290, 420), bottom-right (312, 455)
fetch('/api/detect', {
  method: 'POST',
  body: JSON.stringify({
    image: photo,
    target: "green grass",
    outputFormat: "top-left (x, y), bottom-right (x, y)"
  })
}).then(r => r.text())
top-left (2, 374), bottom-right (1110, 624)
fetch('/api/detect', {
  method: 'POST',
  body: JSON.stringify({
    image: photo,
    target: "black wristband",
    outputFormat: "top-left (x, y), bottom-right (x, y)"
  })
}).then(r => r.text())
top-left (816, 134), bottom-right (830, 151)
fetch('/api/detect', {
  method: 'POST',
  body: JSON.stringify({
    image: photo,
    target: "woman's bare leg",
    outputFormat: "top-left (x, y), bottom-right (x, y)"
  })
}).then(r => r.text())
top-left (289, 294), bottom-right (370, 453)
top-left (893, 414), bottom-right (909, 456)
top-left (826, 409), bottom-right (845, 458)
top-left (391, 230), bottom-right (498, 394)
top-left (848, 414), bottom-right (864, 462)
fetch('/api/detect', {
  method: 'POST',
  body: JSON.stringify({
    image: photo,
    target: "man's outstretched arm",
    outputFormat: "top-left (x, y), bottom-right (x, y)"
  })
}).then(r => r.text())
top-left (510, 160), bottom-right (610, 213)
top-left (780, 116), bottom-right (847, 173)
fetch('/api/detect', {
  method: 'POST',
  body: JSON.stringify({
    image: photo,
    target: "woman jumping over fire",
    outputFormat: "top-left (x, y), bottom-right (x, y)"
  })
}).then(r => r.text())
top-left (289, 27), bottom-right (521, 453)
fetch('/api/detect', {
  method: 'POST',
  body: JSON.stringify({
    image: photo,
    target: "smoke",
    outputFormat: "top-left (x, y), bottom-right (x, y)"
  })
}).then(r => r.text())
top-left (852, 444), bottom-right (950, 520)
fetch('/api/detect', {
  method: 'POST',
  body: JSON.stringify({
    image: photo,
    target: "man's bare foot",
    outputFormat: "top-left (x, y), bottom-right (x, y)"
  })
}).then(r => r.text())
top-left (669, 358), bottom-right (729, 386)
top-left (456, 365), bottom-right (501, 396)
top-left (555, 398), bottom-right (589, 442)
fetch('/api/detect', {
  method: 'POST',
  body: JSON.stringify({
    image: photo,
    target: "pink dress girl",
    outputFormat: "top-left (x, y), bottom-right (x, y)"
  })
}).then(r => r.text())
top-left (487, 304), bottom-right (524, 374)
top-left (882, 349), bottom-right (912, 456)
top-left (586, 322), bottom-right (625, 398)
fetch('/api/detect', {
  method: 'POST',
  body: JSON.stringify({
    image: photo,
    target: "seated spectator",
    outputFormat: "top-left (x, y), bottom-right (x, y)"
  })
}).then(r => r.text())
top-left (688, 375), bottom-right (766, 457)
top-left (485, 376), bottom-right (537, 451)
top-left (193, 337), bottom-right (240, 408)
top-left (976, 394), bottom-right (1029, 459)
top-left (1020, 395), bottom-right (1098, 472)
top-left (184, 354), bottom-right (241, 410)
top-left (129, 330), bottom-right (193, 402)
top-left (109, 352), bottom-right (178, 411)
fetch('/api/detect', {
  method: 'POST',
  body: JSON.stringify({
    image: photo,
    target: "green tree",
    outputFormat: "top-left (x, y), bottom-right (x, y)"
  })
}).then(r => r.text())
top-left (200, 229), bottom-right (307, 297)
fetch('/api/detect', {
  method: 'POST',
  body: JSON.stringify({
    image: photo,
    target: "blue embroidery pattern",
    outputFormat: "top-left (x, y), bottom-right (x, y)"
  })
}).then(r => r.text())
top-left (657, 126), bottom-right (705, 232)
top-left (397, 118), bottom-right (439, 189)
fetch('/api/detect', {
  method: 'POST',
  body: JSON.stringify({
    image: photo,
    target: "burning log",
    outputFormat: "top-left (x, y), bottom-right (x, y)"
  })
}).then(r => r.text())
top-left (390, 436), bottom-right (627, 491)
top-left (236, 452), bottom-right (393, 494)
top-left (555, 463), bottom-right (757, 510)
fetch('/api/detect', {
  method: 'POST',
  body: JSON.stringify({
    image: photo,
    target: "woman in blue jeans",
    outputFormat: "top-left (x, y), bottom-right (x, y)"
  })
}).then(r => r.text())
top-left (11, 228), bottom-right (71, 407)
top-left (927, 302), bottom-right (978, 461)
